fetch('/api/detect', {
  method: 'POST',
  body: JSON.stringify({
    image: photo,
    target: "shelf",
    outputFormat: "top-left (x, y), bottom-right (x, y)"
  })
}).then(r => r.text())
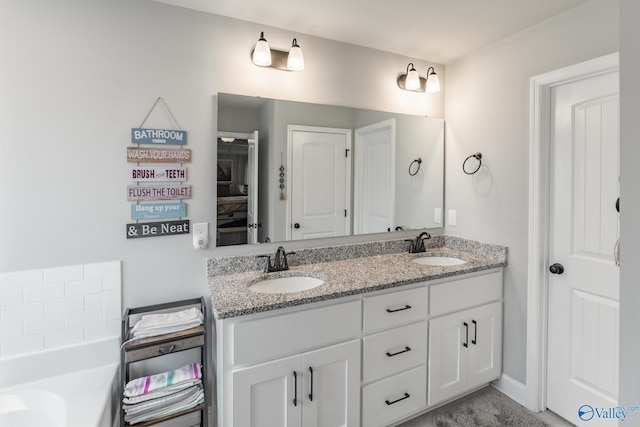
top-left (126, 404), bottom-right (206, 427)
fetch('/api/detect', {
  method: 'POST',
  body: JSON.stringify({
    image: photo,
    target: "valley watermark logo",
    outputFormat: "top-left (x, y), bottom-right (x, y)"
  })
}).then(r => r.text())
top-left (578, 404), bottom-right (640, 422)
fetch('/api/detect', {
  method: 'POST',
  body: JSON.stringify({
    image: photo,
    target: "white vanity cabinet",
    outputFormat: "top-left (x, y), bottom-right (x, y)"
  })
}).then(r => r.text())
top-left (427, 271), bottom-right (503, 406)
top-left (216, 300), bottom-right (362, 427)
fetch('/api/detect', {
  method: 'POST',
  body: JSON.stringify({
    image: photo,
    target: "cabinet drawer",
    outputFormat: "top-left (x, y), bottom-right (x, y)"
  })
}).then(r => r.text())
top-left (362, 365), bottom-right (427, 427)
top-left (430, 271), bottom-right (502, 316)
top-left (124, 334), bottom-right (204, 363)
top-left (233, 300), bottom-right (361, 366)
top-left (363, 286), bottom-right (428, 333)
top-left (363, 321), bottom-right (427, 383)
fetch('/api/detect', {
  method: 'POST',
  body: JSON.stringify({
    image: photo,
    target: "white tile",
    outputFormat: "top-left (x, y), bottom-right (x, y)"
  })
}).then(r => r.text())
top-left (45, 327), bottom-right (83, 349)
top-left (65, 278), bottom-right (103, 297)
top-left (0, 289), bottom-right (22, 307)
top-left (85, 293), bottom-right (104, 310)
top-left (0, 321), bottom-right (23, 339)
top-left (23, 284), bottom-right (65, 303)
top-left (1, 302), bottom-right (43, 322)
top-left (44, 265), bottom-right (83, 284)
top-left (24, 315), bottom-right (65, 336)
top-left (1, 335), bottom-right (43, 357)
top-left (104, 290), bottom-right (121, 321)
top-left (0, 269), bottom-right (43, 290)
top-left (104, 320), bottom-right (121, 338)
top-left (66, 309), bottom-right (102, 328)
top-left (44, 297), bottom-right (83, 315)
top-left (84, 323), bottom-right (106, 341)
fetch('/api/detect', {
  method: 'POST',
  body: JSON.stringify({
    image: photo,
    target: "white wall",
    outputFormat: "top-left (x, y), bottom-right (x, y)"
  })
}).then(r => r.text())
top-left (444, 0), bottom-right (619, 383)
top-left (0, 0), bottom-right (443, 312)
top-left (619, 0), bottom-right (640, 413)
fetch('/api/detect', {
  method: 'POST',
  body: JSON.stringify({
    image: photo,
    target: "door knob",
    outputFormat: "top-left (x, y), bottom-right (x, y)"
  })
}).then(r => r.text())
top-left (549, 263), bottom-right (564, 275)
top-left (293, 223), bottom-right (300, 229)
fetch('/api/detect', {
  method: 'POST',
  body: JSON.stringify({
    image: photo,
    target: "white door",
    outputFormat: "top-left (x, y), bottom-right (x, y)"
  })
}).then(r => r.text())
top-left (354, 120), bottom-right (395, 234)
top-left (233, 355), bottom-right (301, 427)
top-left (247, 130), bottom-right (259, 244)
top-left (466, 302), bottom-right (502, 390)
top-left (288, 126), bottom-right (351, 240)
top-left (301, 340), bottom-right (360, 427)
top-left (427, 310), bottom-right (468, 406)
top-left (547, 70), bottom-right (619, 425)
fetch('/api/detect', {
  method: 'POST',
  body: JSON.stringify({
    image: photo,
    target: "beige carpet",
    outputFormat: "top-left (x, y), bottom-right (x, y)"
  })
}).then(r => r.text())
top-left (397, 387), bottom-right (550, 427)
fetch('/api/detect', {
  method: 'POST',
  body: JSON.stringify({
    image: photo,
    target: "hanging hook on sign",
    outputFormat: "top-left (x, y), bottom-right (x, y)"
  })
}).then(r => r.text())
top-left (409, 158), bottom-right (422, 176)
top-left (463, 152), bottom-right (482, 175)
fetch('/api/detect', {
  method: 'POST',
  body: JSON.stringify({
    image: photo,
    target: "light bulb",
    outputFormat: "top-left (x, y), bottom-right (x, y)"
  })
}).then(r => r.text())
top-left (426, 68), bottom-right (441, 93)
top-left (287, 38), bottom-right (305, 71)
top-left (405, 63), bottom-right (420, 91)
top-left (252, 32), bottom-right (271, 66)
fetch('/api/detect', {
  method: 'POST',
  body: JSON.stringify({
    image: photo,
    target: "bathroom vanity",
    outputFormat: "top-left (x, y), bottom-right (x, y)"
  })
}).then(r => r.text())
top-left (208, 236), bottom-right (506, 427)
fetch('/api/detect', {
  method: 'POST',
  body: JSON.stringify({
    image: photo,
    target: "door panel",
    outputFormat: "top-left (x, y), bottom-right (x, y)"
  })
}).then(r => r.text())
top-left (289, 127), bottom-right (350, 240)
top-left (547, 69), bottom-right (619, 425)
top-left (467, 302), bottom-right (502, 389)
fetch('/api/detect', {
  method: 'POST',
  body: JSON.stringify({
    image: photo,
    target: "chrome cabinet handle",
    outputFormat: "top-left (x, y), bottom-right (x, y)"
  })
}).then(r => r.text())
top-left (615, 239), bottom-right (621, 267)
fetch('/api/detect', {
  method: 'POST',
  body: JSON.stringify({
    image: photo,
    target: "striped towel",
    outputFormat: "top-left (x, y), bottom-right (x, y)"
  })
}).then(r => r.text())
top-left (122, 378), bottom-right (201, 405)
top-left (123, 363), bottom-right (202, 398)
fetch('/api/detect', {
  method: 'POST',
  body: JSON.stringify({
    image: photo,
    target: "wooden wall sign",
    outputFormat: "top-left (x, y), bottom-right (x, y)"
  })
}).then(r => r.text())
top-left (131, 128), bottom-right (187, 145)
top-left (126, 220), bottom-right (190, 239)
top-left (127, 147), bottom-right (191, 163)
top-left (131, 167), bottom-right (186, 182)
top-left (127, 184), bottom-right (191, 201)
top-left (131, 202), bottom-right (186, 220)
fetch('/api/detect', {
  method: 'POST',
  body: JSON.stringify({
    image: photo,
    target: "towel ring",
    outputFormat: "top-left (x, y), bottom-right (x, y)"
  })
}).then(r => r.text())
top-left (409, 158), bottom-right (422, 176)
top-left (463, 152), bottom-right (482, 175)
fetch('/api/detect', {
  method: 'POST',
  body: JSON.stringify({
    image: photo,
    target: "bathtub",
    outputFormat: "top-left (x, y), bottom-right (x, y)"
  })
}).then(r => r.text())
top-left (0, 337), bottom-right (119, 427)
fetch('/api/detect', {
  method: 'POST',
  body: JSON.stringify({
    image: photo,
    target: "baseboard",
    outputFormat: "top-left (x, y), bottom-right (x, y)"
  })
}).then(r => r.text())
top-left (492, 373), bottom-right (528, 408)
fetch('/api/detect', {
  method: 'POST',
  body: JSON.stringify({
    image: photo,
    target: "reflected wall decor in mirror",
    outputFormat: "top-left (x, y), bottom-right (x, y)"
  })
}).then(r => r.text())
top-left (215, 93), bottom-right (444, 247)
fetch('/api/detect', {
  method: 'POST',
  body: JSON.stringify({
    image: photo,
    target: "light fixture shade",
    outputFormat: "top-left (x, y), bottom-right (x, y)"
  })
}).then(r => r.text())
top-left (405, 63), bottom-right (420, 91)
top-left (426, 68), bottom-right (441, 93)
top-left (287, 38), bottom-right (305, 71)
top-left (252, 32), bottom-right (271, 66)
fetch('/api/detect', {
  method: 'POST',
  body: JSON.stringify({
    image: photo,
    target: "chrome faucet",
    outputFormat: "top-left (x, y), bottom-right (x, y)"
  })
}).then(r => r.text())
top-left (261, 246), bottom-right (295, 272)
top-left (407, 231), bottom-right (431, 253)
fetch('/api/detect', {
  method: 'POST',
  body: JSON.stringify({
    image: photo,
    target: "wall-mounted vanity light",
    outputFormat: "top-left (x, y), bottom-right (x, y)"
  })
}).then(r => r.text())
top-left (252, 32), bottom-right (305, 71)
top-left (397, 64), bottom-right (440, 93)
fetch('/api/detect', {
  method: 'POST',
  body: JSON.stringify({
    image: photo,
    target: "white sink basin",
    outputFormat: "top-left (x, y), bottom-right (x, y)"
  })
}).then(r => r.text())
top-left (413, 256), bottom-right (467, 266)
top-left (249, 276), bottom-right (325, 294)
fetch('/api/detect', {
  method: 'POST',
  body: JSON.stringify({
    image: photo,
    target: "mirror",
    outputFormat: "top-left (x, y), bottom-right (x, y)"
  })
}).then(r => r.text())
top-left (216, 93), bottom-right (444, 247)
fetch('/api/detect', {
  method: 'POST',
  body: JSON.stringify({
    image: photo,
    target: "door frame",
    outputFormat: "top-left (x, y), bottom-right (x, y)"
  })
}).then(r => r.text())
top-left (526, 52), bottom-right (619, 412)
top-left (286, 125), bottom-right (352, 241)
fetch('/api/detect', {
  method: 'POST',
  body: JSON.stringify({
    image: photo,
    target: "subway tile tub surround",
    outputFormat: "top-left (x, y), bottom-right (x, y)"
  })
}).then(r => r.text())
top-left (207, 236), bottom-right (507, 318)
top-left (0, 261), bottom-right (121, 357)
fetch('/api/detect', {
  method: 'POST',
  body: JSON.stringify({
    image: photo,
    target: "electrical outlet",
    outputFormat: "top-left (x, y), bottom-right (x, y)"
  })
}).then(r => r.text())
top-left (448, 210), bottom-right (457, 226)
top-left (434, 208), bottom-right (442, 224)
top-left (193, 222), bottom-right (208, 236)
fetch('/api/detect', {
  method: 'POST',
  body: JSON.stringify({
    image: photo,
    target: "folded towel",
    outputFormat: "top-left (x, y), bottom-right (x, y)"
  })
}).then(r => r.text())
top-left (123, 384), bottom-right (203, 415)
top-left (124, 363), bottom-right (202, 398)
top-left (125, 387), bottom-right (204, 424)
top-left (122, 378), bottom-right (201, 405)
top-left (130, 307), bottom-right (203, 339)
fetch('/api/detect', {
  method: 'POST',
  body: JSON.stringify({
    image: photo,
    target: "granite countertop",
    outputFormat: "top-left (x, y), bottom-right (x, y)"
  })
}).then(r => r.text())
top-left (208, 245), bottom-right (506, 319)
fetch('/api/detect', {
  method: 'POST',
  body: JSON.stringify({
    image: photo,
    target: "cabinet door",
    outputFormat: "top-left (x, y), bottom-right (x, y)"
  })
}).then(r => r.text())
top-left (428, 310), bottom-right (468, 406)
top-left (301, 340), bottom-right (360, 427)
top-left (467, 301), bottom-right (502, 389)
top-left (233, 354), bottom-right (302, 427)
